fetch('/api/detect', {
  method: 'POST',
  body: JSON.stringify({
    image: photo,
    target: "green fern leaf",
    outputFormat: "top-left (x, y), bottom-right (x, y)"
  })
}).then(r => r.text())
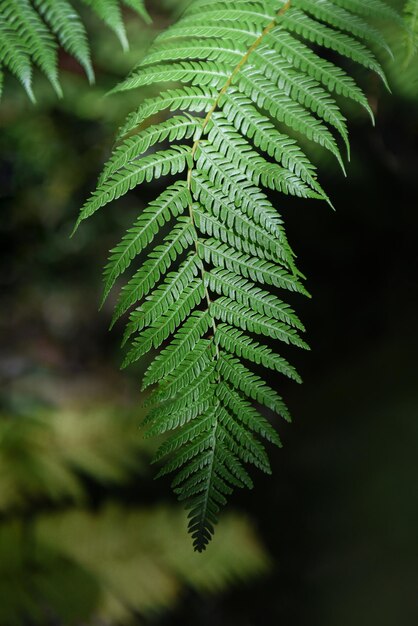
top-left (404, 0), bottom-right (418, 63)
top-left (80, 0), bottom-right (128, 50)
top-left (34, 0), bottom-right (94, 83)
top-left (77, 0), bottom-right (399, 551)
top-left (4, 0), bottom-right (61, 97)
top-left (122, 0), bottom-right (152, 25)
top-left (0, 5), bottom-right (34, 101)
top-left (0, 0), bottom-right (150, 100)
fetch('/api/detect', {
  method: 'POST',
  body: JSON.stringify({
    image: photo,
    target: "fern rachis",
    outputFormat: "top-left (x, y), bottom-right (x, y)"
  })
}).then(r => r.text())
top-left (76, 0), bottom-right (399, 551)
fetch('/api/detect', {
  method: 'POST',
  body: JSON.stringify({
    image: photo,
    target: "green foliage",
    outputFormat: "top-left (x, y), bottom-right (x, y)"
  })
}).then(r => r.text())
top-left (0, 0), bottom-right (151, 101)
top-left (0, 507), bottom-right (268, 625)
top-left (0, 410), bottom-right (145, 510)
top-left (0, 409), bottom-right (269, 625)
top-left (77, 0), bottom-right (398, 551)
top-left (376, 0), bottom-right (418, 100)
top-left (404, 0), bottom-right (418, 62)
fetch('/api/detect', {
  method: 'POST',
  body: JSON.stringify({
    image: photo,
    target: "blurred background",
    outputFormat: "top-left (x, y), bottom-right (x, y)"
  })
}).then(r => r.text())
top-left (0, 1), bottom-right (417, 625)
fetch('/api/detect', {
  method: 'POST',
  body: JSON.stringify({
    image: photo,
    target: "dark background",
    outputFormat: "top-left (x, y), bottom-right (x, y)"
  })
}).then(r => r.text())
top-left (0, 2), bottom-right (417, 625)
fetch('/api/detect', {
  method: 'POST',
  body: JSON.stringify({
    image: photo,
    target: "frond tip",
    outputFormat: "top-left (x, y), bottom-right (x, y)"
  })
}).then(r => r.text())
top-left (77, 0), bottom-right (398, 550)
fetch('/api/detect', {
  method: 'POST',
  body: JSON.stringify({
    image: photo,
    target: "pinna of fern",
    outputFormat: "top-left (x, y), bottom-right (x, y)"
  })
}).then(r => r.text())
top-left (75, 0), bottom-right (400, 551)
top-left (0, 0), bottom-right (151, 102)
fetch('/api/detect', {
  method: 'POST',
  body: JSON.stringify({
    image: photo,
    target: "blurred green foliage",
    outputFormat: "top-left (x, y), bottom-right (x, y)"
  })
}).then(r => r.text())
top-left (0, 410), bottom-right (146, 509)
top-left (0, 408), bottom-right (269, 625)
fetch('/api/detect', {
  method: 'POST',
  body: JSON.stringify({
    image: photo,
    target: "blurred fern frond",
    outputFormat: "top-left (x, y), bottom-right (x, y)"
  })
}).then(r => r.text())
top-left (378, 0), bottom-right (418, 99)
top-left (0, 0), bottom-right (151, 101)
top-left (0, 409), bottom-right (268, 626)
top-left (0, 409), bottom-right (146, 511)
top-left (404, 0), bottom-right (418, 62)
top-left (0, 506), bottom-right (268, 625)
top-left (37, 505), bottom-right (269, 623)
top-left (77, 0), bottom-right (401, 550)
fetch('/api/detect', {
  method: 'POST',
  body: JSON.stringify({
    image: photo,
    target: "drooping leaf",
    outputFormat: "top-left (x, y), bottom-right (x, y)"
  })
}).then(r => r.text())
top-left (77, 0), bottom-right (399, 551)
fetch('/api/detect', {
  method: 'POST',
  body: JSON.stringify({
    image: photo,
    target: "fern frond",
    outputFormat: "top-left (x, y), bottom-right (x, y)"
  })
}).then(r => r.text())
top-left (192, 176), bottom-right (290, 261)
top-left (0, 5), bottom-right (34, 101)
top-left (114, 60), bottom-right (230, 93)
top-left (216, 383), bottom-right (282, 447)
top-left (0, 0), bottom-right (150, 100)
top-left (191, 171), bottom-right (288, 243)
top-left (80, 0), bottom-right (128, 50)
top-left (122, 0), bottom-right (152, 25)
top-left (404, 0), bottom-right (418, 63)
top-left (34, 0), bottom-right (94, 83)
top-left (4, 0), bottom-right (61, 97)
top-left (153, 410), bottom-right (215, 463)
top-left (77, 0), bottom-right (398, 550)
top-left (220, 90), bottom-right (327, 193)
